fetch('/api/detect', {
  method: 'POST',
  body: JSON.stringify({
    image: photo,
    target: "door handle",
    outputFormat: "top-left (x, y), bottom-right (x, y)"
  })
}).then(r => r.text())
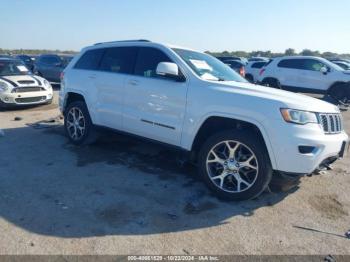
top-left (129, 80), bottom-right (139, 86)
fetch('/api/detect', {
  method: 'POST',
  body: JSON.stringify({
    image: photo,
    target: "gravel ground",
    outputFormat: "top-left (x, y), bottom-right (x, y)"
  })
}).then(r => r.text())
top-left (0, 90), bottom-right (349, 255)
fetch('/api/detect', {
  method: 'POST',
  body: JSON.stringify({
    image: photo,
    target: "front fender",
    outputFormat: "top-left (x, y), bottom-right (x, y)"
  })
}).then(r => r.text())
top-left (181, 112), bottom-right (278, 170)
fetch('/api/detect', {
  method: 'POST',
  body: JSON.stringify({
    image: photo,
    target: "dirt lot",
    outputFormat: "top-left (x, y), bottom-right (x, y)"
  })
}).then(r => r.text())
top-left (0, 90), bottom-right (349, 255)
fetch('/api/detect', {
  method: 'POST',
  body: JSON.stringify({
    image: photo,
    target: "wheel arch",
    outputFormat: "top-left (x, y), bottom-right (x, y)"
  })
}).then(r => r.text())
top-left (188, 115), bottom-right (277, 169)
top-left (328, 81), bottom-right (348, 92)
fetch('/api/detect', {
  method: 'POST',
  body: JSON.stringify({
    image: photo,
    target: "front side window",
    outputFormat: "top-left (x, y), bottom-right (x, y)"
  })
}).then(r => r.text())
top-left (75, 49), bottom-right (104, 70)
top-left (173, 48), bottom-right (246, 82)
top-left (134, 47), bottom-right (172, 78)
top-left (302, 59), bottom-right (326, 71)
top-left (0, 60), bottom-right (31, 76)
top-left (99, 47), bottom-right (137, 74)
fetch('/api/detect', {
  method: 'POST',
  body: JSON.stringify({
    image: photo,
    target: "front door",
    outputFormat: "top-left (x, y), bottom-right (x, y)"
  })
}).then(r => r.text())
top-left (123, 47), bottom-right (188, 146)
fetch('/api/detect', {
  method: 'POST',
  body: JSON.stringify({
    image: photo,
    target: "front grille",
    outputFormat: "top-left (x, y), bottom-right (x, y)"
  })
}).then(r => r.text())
top-left (12, 87), bottom-right (45, 93)
top-left (318, 113), bottom-right (343, 134)
top-left (15, 96), bottom-right (46, 103)
top-left (17, 80), bottom-right (35, 85)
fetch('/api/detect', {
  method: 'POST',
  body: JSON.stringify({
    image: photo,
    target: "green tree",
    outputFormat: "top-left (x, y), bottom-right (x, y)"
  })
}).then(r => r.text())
top-left (285, 48), bottom-right (295, 56)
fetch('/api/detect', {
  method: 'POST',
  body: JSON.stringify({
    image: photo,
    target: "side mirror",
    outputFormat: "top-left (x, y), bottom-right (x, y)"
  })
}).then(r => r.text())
top-left (320, 66), bottom-right (328, 74)
top-left (156, 62), bottom-right (179, 76)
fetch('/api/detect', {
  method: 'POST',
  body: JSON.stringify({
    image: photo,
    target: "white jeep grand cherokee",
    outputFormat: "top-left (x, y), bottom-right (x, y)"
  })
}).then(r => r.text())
top-left (59, 40), bottom-right (349, 200)
top-left (0, 58), bottom-right (53, 108)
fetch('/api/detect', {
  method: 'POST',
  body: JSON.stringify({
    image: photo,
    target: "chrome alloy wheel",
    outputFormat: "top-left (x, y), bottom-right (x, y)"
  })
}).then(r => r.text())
top-left (206, 140), bottom-right (259, 193)
top-left (66, 107), bottom-right (86, 141)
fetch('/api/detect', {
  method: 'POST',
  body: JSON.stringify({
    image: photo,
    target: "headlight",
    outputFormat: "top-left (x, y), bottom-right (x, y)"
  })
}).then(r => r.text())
top-left (0, 82), bottom-right (9, 92)
top-left (280, 108), bottom-right (318, 125)
top-left (43, 79), bottom-right (52, 89)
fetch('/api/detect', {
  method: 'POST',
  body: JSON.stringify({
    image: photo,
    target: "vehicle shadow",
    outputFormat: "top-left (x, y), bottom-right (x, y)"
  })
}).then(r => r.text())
top-left (0, 125), bottom-right (297, 238)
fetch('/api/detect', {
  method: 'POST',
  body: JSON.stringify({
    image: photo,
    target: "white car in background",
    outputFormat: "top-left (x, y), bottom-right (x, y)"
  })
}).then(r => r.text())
top-left (60, 41), bottom-right (349, 201)
top-left (0, 58), bottom-right (53, 108)
top-left (245, 61), bottom-right (268, 83)
top-left (258, 56), bottom-right (350, 101)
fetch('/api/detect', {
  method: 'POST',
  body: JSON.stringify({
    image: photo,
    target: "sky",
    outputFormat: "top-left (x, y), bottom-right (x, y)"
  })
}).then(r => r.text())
top-left (1, 0), bottom-right (349, 53)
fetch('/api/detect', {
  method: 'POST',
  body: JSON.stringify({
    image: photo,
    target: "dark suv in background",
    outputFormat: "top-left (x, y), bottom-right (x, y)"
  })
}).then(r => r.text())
top-left (34, 54), bottom-right (73, 82)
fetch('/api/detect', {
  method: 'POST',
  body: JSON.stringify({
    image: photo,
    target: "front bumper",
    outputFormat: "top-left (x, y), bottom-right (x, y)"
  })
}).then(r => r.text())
top-left (266, 118), bottom-right (349, 174)
top-left (0, 90), bottom-right (53, 107)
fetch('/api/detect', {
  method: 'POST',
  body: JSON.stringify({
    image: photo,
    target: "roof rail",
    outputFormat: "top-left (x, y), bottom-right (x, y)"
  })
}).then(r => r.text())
top-left (94, 39), bottom-right (151, 45)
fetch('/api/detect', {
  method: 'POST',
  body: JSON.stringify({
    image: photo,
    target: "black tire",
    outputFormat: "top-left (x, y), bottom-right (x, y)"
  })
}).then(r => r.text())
top-left (198, 129), bottom-right (273, 201)
top-left (328, 82), bottom-right (350, 102)
top-left (64, 101), bottom-right (96, 145)
top-left (245, 74), bottom-right (254, 83)
top-left (262, 78), bottom-right (282, 89)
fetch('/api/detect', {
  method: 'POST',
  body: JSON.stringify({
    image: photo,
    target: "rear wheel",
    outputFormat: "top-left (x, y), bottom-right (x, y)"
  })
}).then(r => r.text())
top-left (198, 130), bottom-right (272, 201)
top-left (262, 78), bottom-right (282, 89)
top-left (245, 74), bottom-right (254, 83)
top-left (64, 101), bottom-right (96, 145)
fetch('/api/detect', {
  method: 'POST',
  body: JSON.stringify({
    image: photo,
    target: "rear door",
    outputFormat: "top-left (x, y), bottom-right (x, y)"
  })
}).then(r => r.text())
top-left (123, 47), bottom-right (188, 146)
top-left (70, 48), bottom-right (105, 124)
top-left (94, 46), bottom-right (138, 130)
top-left (275, 59), bottom-right (303, 88)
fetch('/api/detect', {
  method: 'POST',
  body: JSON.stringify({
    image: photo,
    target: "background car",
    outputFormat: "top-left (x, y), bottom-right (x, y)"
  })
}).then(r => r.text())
top-left (248, 57), bottom-right (270, 63)
top-left (0, 57), bottom-right (53, 107)
top-left (16, 54), bottom-right (34, 71)
top-left (332, 61), bottom-right (350, 70)
top-left (258, 56), bottom-right (350, 101)
top-left (216, 56), bottom-right (248, 65)
top-left (0, 54), bottom-right (13, 59)
top-left (245, 61), bottom-right (268, 82)
top-left (33, 54), bottom-right (68, 82)
top-left (328, 58), bottom-right (350, 64)
top-left (223, 60), bottom-right (246, 77)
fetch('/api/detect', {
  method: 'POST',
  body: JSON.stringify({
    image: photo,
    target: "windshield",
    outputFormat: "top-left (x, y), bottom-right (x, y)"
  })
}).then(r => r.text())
top-left (18, 55), bottom-right (32, 63)
top-left (0, 60), bottom-right (31, 76)
top-left (173, 48), bottom-right (247, 82)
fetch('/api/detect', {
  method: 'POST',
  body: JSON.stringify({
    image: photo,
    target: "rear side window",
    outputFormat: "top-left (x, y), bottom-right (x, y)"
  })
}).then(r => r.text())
top-left (75, 49), bottom-right (104, 70)
top-left (99, 47), bottom-right (137, 74)
top-left (251, 62), bottom-right (266, 68)
top-left (134, 47), bottom-right (172, 78)
top-left (277, 59), bottom-right (303, 69)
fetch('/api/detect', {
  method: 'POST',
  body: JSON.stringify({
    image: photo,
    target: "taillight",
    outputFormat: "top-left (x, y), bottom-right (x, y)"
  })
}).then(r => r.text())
top-left (60, 72), bottom-right (65, 81)
top-left (239, 67), bottom-right (245, 77)
top-left (259, 68), bottom-right (265, 76)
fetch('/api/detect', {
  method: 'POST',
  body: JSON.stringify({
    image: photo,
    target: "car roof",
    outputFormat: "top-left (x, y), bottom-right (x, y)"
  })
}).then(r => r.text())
top-left (0, 57), bottom-right (19, 61)
top-left (85, 40), bottom-right (195, 52)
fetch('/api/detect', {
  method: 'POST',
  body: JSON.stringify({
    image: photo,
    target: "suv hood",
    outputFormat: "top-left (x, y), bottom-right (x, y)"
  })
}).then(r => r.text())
top-left (215, 81), bottom-right (339, 113)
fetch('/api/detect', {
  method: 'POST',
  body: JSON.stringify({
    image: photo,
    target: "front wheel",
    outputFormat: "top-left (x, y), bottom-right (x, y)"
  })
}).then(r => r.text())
top-left (198, 130), bottom-right (272, 201)
top-left (328, 83), bottom-right (350, 102)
